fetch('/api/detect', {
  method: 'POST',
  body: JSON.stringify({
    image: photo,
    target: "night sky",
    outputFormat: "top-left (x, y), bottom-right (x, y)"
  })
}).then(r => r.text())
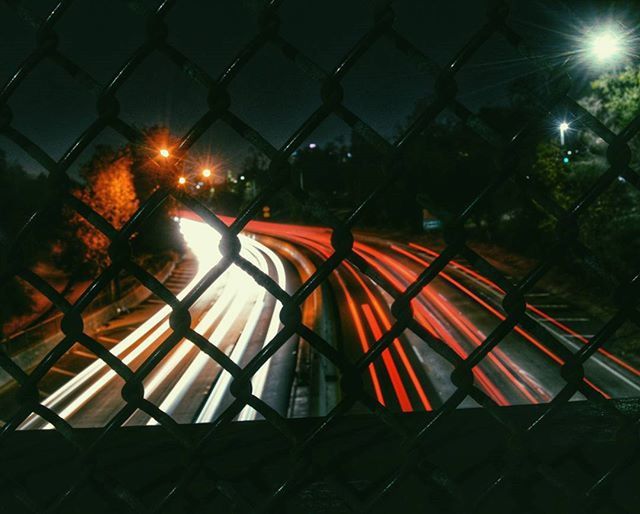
top-left (1, 0), bottom-right (639, 178)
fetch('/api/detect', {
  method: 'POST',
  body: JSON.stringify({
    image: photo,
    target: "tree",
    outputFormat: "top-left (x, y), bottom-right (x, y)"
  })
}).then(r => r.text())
top-left (527, 65), bottom-right (640, 278)
top-left (0, 150), bottom-right (82, 335)
top-left (590, 66), bottom-right (640, 129)
top-left (587, 65), bottom-right (640, 164)
top-left (73, 147), bottom-right (139, 273)
top-left (583, 65), bottom-right (640, 270)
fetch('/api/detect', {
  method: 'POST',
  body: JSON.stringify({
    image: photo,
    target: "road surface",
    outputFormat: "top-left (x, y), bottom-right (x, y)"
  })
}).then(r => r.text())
top-left (14, 217), bottom-right (640, 429)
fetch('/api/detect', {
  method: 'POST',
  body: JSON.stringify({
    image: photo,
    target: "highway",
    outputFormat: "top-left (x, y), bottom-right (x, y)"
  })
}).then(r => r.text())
top-left (17, 218), bottom-right (640, 429)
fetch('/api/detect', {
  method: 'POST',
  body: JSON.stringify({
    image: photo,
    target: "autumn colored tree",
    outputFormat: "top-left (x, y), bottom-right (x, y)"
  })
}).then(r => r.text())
top-left (73, 147), bottom-right (139, 272)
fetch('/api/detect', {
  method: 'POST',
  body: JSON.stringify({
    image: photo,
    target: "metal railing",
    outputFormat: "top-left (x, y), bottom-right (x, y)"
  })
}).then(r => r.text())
top-left (0, 0), bottom-right (639, 512)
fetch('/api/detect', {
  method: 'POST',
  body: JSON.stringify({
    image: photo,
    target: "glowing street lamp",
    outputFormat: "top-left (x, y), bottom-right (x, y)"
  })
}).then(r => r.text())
top-left (202, 168), bottom-right (212, 178)
top-left (582, 23), bottom-right (631, 68)
top-left (159, 148), bottom-right (170, 158)
top-left (178, 176), bottom-right (186, 185)
top-left (588, 29), bottom-right (624, 64)
top-left (559, 121), bottom-right (570, 146)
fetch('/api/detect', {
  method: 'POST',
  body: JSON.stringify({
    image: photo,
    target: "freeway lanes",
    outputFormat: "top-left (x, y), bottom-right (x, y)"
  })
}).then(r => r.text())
top-left (247, 220), bottom-right (640, 410)
top-left (20, 218), bottom-right (299, 428)
top-left (14, 218), bottom-right (640, 429)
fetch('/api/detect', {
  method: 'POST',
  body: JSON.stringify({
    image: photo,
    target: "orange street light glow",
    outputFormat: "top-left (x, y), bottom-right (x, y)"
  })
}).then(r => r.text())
top-left (159, 148), bottom-right (170, 158)
top-left (202, 168), bottom-right (211, 178)
top-left (178, 176), bottom-right (186, 185)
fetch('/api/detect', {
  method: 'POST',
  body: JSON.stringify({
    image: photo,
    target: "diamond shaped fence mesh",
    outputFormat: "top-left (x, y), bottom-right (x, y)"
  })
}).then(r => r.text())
top-left (0, 0), bottom-right (639, 513)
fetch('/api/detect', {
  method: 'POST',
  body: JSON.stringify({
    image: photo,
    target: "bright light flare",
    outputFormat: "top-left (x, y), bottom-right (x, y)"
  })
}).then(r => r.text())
top-left (159, 148), bottom-right (170, 158)
top-left (178, 218), bottom-right (222, 271)
top-left (202, 168), bottom-right (211, 178)
top-left (559, 121), bottom-right (570, 146)
top-left (589, 30), bottom-right (624, 63)
top-left (178, 176), bottom-right (186, 185)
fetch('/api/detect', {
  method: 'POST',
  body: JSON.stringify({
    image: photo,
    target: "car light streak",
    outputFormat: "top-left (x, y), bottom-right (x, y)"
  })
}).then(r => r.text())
top-left (351, 243), bottom-right (510, 405)
top-left (289, 235), bottom-right (413, 408)
top-left (349, 264), bottom-right (432, 410)
top-left (269, 232), bottom-right (424, 410)
top-left (263, 230), bottom-right (389, 407)
top-left (237, 241), bottom-right (287, 421)
top-left (283, 229), bottom-right (506, 407)
top-left (407, 242), bottom-right (640, 381)
top-left (333, 271), bottom-right (387, 407)
top-left (356, 243), bottom-right (544, 404)
top-left (195, 239), bottom-right (277, 423)
top-left (21, 218), bottom-right (242, 429)
top-left (361, 304), bottom-right (413, 412)
top-left (394, 244), bottom-right (613, 398)
top-left (18, 214), bottom-right (640, 429)
top-left (148, 242), bottom-right (269, 425)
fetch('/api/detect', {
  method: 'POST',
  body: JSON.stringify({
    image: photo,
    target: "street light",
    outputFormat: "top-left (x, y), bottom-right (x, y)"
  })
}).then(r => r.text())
top-left (202, 168), bottom-right (211, 178)
top-left (589, 29), bottom-right (623, 63)
top-left (583, 23), bottom-right (630, 66)
top-left (159, 148), bottom-right (170, 158)
top-left (559, 121), bottom-right (570, 146)
top-left (178, 176), bottom-right (186, 185)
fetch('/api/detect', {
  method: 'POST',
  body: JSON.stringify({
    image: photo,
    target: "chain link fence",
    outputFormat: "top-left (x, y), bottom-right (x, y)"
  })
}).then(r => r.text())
top-left (1, 0), bottom-right (639, 512)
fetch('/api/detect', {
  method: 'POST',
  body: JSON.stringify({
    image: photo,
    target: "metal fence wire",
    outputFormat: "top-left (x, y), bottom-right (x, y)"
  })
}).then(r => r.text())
top-left (0, 0), bottom-right (639, 512)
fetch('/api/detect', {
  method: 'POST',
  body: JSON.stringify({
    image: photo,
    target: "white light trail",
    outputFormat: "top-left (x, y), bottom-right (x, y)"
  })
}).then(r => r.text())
top-left (147, 242), bottom-right (267, 424)
top-left (236, 242), bottom-right (287, 421)
top-left (21, 218), bottom-right (226, 429)
top-left (195, 240), bottom-right (273, 422)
